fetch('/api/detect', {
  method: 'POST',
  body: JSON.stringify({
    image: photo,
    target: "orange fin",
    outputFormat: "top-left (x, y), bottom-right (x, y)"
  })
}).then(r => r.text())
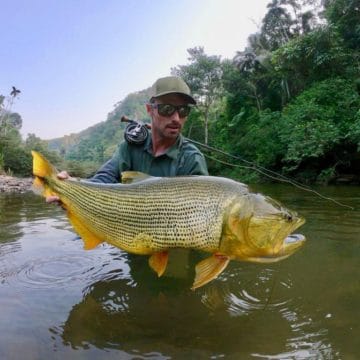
top-left (191, 254), bottom-right (230, 290)
top-left (32, 176), bottom-right (54, 197)
top-left (149, 251), bottom-right (169, 277)
top-left (31, 151), bottom-right (58, 197)
top-left (67, 210), bottom-right (103, 250)
top-left (31, 150), bottom-right (57, 178)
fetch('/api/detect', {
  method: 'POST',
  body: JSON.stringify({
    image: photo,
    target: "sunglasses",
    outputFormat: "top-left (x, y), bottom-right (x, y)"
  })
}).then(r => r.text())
top-left (151, 103), bottom-right (192, 118)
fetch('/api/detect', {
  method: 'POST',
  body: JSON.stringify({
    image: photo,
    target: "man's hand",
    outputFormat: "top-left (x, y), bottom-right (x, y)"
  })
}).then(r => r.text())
top-left (57, 170), bottom-right (72, 180)
top-left (46, 171), bottom-right (75, 204)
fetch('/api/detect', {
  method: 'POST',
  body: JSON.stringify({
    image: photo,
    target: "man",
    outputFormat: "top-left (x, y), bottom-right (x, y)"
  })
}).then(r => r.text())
top-left (88, 75), bottom-right (208, 183)
top-left (47, 76), bottom-right (208, 278)
top-left (47, 76), bottom-right (208, 201)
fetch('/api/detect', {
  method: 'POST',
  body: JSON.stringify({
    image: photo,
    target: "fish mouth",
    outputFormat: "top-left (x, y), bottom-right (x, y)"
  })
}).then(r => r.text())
top-left (284, 233), bottom-right (305, 244)
top-left (245, 233), bottom-right (306, 263)
top-left (269, 233), bottom-right (306, 262)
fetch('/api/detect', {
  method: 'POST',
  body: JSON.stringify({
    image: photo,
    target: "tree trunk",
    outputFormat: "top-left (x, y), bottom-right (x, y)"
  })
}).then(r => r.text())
top-left (204, 110), bottom-right (209, 145)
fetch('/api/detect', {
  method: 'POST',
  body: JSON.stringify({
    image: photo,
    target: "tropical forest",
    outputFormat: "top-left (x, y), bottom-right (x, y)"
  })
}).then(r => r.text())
top-left (1, 0), bottom-right (359, 184)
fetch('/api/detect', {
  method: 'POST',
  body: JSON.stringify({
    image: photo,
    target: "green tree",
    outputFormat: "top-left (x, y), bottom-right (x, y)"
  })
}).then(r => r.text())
top-left (325, 0), bottom-right (360, 50)
top-left (172, 47), bottom-right (223, 145)
top-left (260, 0), bottom-right (321, 51)
top-left (279, 78), bottom-right (360, 179)
top-left (261, 0), bottom-right (294, 50)
top-left (272, 26), bottom-right (351, 102)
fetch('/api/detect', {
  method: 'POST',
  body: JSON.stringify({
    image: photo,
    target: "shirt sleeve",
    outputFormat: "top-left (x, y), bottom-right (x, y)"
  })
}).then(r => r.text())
top-left (88, 142), bottom-right (130, 183)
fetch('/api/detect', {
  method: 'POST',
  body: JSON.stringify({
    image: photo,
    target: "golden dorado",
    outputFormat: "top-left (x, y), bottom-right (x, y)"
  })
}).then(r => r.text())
top-left (32, 151), bottom-right (306, 289)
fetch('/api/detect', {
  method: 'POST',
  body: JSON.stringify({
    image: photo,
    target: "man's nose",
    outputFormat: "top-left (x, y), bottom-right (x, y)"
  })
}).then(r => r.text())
top-left (170, 110), bottom-right (181, 121)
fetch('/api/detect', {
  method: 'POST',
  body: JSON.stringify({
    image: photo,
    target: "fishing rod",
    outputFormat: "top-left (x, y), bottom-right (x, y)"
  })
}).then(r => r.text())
top-left (120, 116), bottom-right (354, 210)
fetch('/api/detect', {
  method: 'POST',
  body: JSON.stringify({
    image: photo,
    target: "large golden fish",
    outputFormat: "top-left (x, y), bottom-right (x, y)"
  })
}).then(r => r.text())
top-left (32, 151), bottom-right (305, 289)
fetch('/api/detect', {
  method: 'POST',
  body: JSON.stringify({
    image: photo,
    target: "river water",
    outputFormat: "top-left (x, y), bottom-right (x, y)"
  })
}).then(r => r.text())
top-left (0, 185), bottom-right (359, 359)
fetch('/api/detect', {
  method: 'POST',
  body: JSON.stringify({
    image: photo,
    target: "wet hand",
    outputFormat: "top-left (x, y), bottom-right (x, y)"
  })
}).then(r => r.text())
top-left (46, 171), bottom-right (75, 204)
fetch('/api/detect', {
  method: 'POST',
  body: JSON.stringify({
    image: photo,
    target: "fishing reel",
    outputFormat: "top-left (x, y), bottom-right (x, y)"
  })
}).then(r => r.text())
top-left (121, 116), bottom-right (151, 145)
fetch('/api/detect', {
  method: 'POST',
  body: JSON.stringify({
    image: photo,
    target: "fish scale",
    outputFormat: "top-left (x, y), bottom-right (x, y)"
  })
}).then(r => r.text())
top-left (48, 176), bottom-right (247, 254)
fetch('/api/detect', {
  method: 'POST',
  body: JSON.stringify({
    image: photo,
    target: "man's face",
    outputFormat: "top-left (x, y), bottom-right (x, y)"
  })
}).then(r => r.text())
top-left (146, 93), bottom-right (191, 140)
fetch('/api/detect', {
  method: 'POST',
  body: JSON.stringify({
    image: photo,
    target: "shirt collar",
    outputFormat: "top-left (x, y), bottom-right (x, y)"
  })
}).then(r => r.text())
top-left (144, 134), bottom-right (183, 160)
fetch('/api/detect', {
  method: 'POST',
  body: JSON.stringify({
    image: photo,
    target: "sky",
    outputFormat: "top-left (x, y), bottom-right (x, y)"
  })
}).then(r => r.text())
top-left (1, 0), bottom-right (270, 140)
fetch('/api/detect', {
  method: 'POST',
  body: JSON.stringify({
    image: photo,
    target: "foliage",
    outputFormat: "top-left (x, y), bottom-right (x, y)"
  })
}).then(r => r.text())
top-left (325, 0), bottom-right (360, 50)
top-left (260, 0), bottom-right (321, 51)
top-left (272, 26), bottom-right (351, 98)
top-left (208, 0), bottom-right (360, 182)
top-left (0, 117), bottom-right (25, 175)
top-left (182, 107), bottom-right (204, 142)
top-left (0, 117), bottom-right (63, 175)
top-left (2, 147), bottom-right (31, 176)
top-left (2, 0), bottom-right (360, 183)
top-left (241, 110), bottom-right (285, 167)
top-left (348, 110), bottom-right (360, 149)
top-left (0, 151), bottom-right (4, 174)
top-left (279, 78), bottom-right (360, 172)
top-left (172, 47), bottom-right (223, 144)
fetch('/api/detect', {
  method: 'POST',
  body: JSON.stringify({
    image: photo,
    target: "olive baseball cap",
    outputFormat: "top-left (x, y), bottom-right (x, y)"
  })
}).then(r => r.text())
top-left (149, 76), bottom-right (196, 105)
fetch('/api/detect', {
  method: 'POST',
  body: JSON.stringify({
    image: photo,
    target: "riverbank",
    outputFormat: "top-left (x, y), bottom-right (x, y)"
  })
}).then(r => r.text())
top-left (0, 175), bottom-right (33, 193)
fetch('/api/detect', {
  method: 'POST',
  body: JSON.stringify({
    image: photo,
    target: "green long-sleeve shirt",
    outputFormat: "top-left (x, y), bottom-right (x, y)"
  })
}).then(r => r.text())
top-left (89, 134), bottom-right (208, 183)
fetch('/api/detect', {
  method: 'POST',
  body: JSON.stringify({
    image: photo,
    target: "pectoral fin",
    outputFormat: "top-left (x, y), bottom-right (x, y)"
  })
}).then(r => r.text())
top-left (149, 251), bottom-right (169, 277)
top-left (68, 210), bottom-right (103, 250)
top-left (192, 254), bottom-right (230, 290)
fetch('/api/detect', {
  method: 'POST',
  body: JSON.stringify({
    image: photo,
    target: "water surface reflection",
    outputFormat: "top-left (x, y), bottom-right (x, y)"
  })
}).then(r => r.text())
top-left (0, 188), bottom-right (358, 359)
top-left (47, 251), bottom-right (335, 359)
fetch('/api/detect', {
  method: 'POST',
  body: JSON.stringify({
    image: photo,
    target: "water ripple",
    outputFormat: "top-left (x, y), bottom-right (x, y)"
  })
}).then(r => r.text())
top-left (2, 249), bottom-right (129, 290)
top-left (201, 267), bottom-right (293, 315)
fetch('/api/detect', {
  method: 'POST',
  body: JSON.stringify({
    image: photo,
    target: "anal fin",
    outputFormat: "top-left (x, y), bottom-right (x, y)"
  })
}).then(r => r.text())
top-left (149, 251), bottom-right (169, 277)
top-left (68, 210), bottom-right (103, 250)
top-left (192, 254), bottom-right (230, 290)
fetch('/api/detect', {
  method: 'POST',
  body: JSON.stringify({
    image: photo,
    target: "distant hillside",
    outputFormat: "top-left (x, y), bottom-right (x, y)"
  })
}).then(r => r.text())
top-left (47, 87), bottom-right (151, 163)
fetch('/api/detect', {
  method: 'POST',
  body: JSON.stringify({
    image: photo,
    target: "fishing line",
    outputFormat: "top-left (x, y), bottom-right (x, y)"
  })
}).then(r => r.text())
top-left (189, 138), bottom-right (315, 188)
top-left (188, 139), bottom-right (354, 210)
top-left (261, 270), bottom-right (278, 312)
top-left (120, 116), bottom-right (354, 210)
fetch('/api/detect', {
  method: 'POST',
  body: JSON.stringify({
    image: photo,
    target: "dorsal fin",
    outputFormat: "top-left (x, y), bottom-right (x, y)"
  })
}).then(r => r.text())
top-left (121, 171), bottom-right (153, 184)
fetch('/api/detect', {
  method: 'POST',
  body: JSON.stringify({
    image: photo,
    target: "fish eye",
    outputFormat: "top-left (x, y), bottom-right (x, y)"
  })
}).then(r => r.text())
top-left (284, 213), bottom-right (293, 222)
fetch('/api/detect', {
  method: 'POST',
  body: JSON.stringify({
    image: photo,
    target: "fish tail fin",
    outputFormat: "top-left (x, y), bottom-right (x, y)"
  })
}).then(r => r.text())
top-left (31, 150), bottom-right (57, 197)
top-left (32, 150), bottom-right (56, 178)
